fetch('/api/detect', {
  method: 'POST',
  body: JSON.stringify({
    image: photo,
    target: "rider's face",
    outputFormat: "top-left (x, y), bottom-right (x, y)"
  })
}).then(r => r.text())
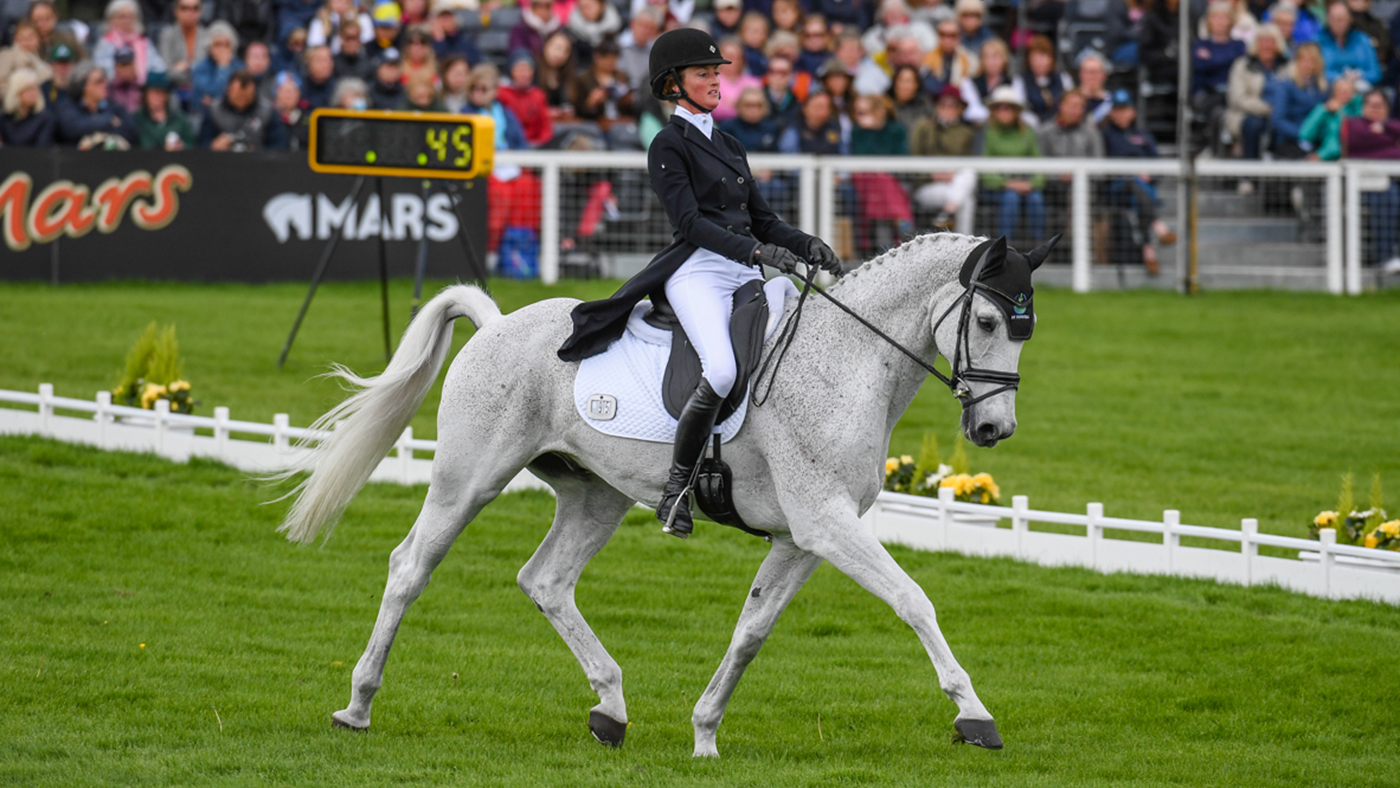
top-left (680, 65), bottom-right (721, 113)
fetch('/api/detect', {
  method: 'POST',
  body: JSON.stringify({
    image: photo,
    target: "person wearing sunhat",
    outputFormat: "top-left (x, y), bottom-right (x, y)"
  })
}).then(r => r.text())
top-left (557, 27), bottom-right (843, 539)
top-left (974, 84), bottom-right (1045, 241)
top-left (134, 70), bottom-right (195, 150)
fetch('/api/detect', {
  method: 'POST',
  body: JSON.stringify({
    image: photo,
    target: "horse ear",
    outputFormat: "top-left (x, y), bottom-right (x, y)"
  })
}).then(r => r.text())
top-left (1024, 234), bottom-right (1062, 271)
top-left (959, 236), bottom-right (1007, 286)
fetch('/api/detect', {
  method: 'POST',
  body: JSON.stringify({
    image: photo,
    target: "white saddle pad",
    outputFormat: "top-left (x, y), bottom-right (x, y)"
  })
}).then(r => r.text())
top-left (574, 277), bottom-right (798, 444)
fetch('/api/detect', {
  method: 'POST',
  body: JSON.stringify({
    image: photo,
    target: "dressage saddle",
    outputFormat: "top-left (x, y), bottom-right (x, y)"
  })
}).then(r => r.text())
top-left (642, 279), bottom-right (770, 538)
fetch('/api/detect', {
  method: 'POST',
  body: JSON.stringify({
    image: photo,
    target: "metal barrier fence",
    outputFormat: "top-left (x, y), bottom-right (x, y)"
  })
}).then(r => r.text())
top-left (496, 152), bottom-right (1400, 294)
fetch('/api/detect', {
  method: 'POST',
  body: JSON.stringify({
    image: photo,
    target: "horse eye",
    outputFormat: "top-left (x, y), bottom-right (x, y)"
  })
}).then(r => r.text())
top-left (978, 316), bottom-right (995, 332)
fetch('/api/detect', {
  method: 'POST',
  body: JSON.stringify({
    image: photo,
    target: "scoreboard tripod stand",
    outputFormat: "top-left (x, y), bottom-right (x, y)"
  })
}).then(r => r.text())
top-left (277, 109), bottom-right (496, 368)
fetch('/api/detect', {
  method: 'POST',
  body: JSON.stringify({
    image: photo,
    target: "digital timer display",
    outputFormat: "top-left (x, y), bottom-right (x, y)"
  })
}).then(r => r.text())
top-left (308, 109), bottom-right (495, 180)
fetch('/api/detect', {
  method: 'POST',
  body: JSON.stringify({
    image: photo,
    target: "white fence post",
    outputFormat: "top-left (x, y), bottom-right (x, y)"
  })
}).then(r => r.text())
top-left (817, 161), bottom-right (836, 250)
top-left (1319, 528), bottom-right (1336, 597)
top-left (1325, 169), bottom-right (1344, 295)
top-left (798, 157), bottom-right (817, 237)
top-left (154, 398), bottom-right (170, 456)
top-left (1012, 494), bottom-right (1029, 559)
top-left (540, 160), bottom-right (561, 285)
top-left (1344, 165), bottom-right (1363, 295)
top-left (274, 413), bottom-right (290, 453)
top-left (1087, 502), bottom-right (1103, 569)
top-left (397, 426), bottom-right (413, 484)
top-left (214, 406), bottom-right (230, 459)
top-left (95, 391), bottom-right (111, 449)
top-left (38, 383), bottom-right (54, 436)
top-left (1163, 509), bottom-right (1180, 575)
top-left (1241, 518), bottom-right (1258, 586)
top-left (1071, 169), bottom-right (1091, 293)
top-left (937, 486), bottom-right (953, 550)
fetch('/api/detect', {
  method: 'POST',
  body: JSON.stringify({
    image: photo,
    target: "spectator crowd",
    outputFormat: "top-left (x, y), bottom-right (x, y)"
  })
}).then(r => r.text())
top-left (3, 0), bottom-right (1400, 262)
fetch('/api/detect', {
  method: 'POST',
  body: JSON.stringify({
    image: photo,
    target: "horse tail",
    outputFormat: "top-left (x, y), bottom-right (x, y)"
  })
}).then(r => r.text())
top-left (271, 284), bottom-right (501, 544)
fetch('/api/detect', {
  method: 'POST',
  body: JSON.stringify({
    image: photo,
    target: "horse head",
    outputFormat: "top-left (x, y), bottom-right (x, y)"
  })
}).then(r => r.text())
top-left (932, 234), bottom-right (1058, 448)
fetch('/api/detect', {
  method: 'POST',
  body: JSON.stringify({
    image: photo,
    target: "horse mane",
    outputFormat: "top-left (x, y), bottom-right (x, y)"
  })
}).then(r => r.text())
top-left (826, 232), bottom-right (986, 296)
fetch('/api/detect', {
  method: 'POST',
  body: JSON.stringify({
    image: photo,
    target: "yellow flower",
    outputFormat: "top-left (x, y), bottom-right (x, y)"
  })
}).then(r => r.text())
top-left (167, 380), bottom-right (190, 393)
top-left (1314, 511), bottom-right (1338, 527)
top-left (900, 455), bottom-right (914, 466)
top-left (139, 383), bottom-right (167, 409)
top-left (1365, 534), bottom-right (1379, 549)
top-left (1381, 520), bottom-right (1400, 537)
top-left (885, 458), bottom-right (899, 474)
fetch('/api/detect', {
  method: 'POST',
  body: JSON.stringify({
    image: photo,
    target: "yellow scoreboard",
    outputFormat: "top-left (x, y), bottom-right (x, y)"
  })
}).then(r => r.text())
top-left (308, 109), bottom-right (496, 180)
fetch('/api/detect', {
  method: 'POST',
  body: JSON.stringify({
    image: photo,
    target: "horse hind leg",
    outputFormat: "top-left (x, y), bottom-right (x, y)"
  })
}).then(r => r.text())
top-left (331, 446), bottom-right (531, 732)
top-left (515, 461), bottom-right (635, 746)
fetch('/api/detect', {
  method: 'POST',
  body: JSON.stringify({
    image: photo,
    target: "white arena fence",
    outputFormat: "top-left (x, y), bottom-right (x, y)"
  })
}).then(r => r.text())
top-left (498, 151), bottom-right (1400, 295)
top-left (5, 384), bottom-right (1398, 606)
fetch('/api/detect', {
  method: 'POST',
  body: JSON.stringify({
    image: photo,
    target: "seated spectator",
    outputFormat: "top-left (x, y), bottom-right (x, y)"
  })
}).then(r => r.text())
top-left (245, 41), bottom-right (274, 97)
top-left (334, 20), bottom-right (376, 80)
top-left (217, 0), bottom-right (275, 57)
top-left (308, 0), bottom-right (373, 55)
top-left (1101, 90), bottom-right (1176, 272)
top-left (765, 29), bottom-right (802, 72)
top-left (276, 0), bottom-right (321, 45)
top-left (1076, 51), bottom-right (1113, 124)
top-left (511, 0), bottom-right (562, 60)
top-left (763, 54), bottom-right (802, 124)
top-left (430, 0), bottom-right (481, 65)
top-left (25, 0), bottom-right (86, 65)
top-left (910, 84), bottom-right (977, 232)
top-left (42, 44), bottom-right (77, 107)
top-left (850, 93), bottom-right (913, 253)
top-left (1318, 0), bottom-right (1379, 88)
top-left (1264, 2), bottom-right (1315, 49)
top-left (1267, 41), bottom-right (1328, 157)
top-left (739, 11), bottom-right (771, 77)
top-left (56, 62), bottom-right (139, 148)
top-left (852, 93), bottom-right (907, 154)
top-left (815, 58), bottom-right (855, 133)
top-left (719, 85), bottom-right (781, 150)
top-left (890, 63), bottom-right (934, 128)
top-left (330, 75), bottom-right (369, 109)
top-left (1, 67), bottom-right (56, 147)
top-left (401, 0), bottom-right (432, 27)
top-left (193, 23), bottom-right (243, 109)
top-left (713, 0), bottom-right (743, 38)
top-left (1193, 2), bottom-right (1248, 97)
top-left (796, 13), bottom-right (832, 75)
top-left (779, 89), bottom-right (847, 153)
top-left (1225, 23), bottom-right (1287, 158)
top-left (369, 48), bottom-right (405, 109)
top-left (630, 0), bottom-right (694, 27)
top-left (1344, 0), bottom-right (1389, 64)
top-left (854, 23), bottom-right (927, 95)
top-left (924, 15), bottom-right (975, 91)
top-left (198, 70), bottom-right (270, 150)
top-left (398, 69), bottom-right (445, 111)
top-left (368, 3), bottom-right (405, 59)
top-left (93, 0), bottom-right (165, 83)
top-left (272, 27), bottom-right (309, 77)
top-left (0, 21), bottom-right (53, 97)
top-left (465, 62), bottom-right (538, 251)
top-left (1299, 73), bottom-right (1361, 159)
top-left (498, 52), bottom-right (553, 145)
top-left (832, 29), bottom-right (865, 74)
top-left (440, 53), bottom-right (471, 111)
top-left (713, 37), bottom-right (762, 122)
top-left (1016, 35), bottom-right (1073, 126)
top-left (401, 26), bottom-right (438, 86)
top-left (571, 37), bottom-right (633, 123)
top-left (264, 71), bottom-right (310, 149)
top-left (975, 87), bottom-right (1045, 241)
top-left (1036, 88), bottom-right (1104, 158)
top-left (134, 71), bottom-right (194, 149)
top-left (465, 63), bottom-right (527, 147)
top-left (537, 31), bottom-right (579, 114)
top-left (961, 37), bottom-right (1015, 124)
top-left (301, 45), bottom-right (337, 108)
top-left (567, 0), bottom-right (623, 60)
top-left (1343, 90), bottom-right (1400, 267)
top-left (1140, 0), bottom-right (1183, 85)
top-left (1197, 0), bottom-right (1259, 40)
top-left (862, 0), bottom-right (934, 61)
top-left (108, 47), bottom-right (144, 114)
top-left (620, 8), bottom-right (661, 90)
top-left (955, 0), bottom-right (994, 53)
top-left (771, 0), bottom-right (805, 34)
top-left (817, 0), bottom-right (871, 33)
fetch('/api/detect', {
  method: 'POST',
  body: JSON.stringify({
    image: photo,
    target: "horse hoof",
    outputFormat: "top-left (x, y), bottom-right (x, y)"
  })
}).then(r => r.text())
top-left (588, 711), bottom-right (629, 747)
top-left (331, 710), bottom-right (369, 731)
top-left (953, 718), bottom-right (1002, 750)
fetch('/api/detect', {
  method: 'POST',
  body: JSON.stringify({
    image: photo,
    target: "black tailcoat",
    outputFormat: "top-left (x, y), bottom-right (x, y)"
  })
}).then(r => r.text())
top-left (557, 114), bottom-right (813, 361)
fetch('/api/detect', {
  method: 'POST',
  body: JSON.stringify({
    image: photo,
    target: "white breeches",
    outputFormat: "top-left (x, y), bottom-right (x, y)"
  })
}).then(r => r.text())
top-left (664, 249), bottom-right (764, 398)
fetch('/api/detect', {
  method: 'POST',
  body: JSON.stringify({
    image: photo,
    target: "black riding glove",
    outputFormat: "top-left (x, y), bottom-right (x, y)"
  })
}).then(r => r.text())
top-left (751, 242), bottom-right (802, 274)
top-left (807, 236), bottom-right (842, 276)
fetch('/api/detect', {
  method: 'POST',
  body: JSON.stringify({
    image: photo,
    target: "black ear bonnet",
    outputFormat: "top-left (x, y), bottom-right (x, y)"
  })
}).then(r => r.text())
top-left (957, 235), bottom-right (1059, 341)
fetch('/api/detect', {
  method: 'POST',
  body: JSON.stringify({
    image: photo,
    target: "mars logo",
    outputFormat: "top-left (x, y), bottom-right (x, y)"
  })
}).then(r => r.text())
top-left (0, 165), bottom-right (192, 252)
top-left (262, 192), bottom-right (460, 244)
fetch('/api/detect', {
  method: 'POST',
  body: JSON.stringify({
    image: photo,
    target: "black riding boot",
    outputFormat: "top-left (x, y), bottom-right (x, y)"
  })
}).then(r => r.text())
top-left (657, 380), bottom-right (725, 538)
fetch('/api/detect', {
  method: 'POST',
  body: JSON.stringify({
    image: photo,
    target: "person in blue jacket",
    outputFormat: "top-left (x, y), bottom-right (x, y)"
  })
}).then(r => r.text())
top-left (55, 62), bottom-right (138, 147)
top-left (1266, 41), bottom-right (1329, 157)
top-left (557, 28), bottom-right (841, 539)
top-left (1317, 0), bottom-right (1380, 86)
top-left (1100, 89), bottom-right (1176, 273)
top-left (1192, 1), bottom-right (1247, 95)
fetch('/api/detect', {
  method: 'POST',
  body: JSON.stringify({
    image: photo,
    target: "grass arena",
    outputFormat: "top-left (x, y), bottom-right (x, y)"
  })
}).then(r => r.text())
top-left (3, 277), bottom-right (1400, 786)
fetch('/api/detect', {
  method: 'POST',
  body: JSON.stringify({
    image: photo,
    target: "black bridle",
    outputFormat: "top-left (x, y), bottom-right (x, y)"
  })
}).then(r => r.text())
top-left (752, 246), bottom-right (1023, 411)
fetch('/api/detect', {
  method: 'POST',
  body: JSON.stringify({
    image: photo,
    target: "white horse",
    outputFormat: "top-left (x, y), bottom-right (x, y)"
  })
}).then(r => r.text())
top-left (274, 231), bottom-right (1052, 755)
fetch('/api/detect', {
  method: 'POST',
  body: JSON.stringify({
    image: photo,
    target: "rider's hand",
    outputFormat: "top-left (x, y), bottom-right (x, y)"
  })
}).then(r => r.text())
top-left (807, 237), bottom-right (842, 276)
top-left (751, 242), bottom-right (801, 274)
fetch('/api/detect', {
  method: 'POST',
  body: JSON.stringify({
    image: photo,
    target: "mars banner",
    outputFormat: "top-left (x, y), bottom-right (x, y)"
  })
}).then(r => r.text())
top-left (0, 149), bottom-right (488, 283)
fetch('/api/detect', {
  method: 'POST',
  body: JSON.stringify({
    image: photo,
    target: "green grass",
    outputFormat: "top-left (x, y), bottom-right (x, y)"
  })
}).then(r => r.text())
top-left (3, 436), bottom-right (1399, 787)
top-left (3, 279), bottom-right (1399, 537)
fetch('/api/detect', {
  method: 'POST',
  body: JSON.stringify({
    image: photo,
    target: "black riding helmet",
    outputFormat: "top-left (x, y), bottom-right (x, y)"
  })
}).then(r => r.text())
top-left (649, 28), bottom-right (731, 102)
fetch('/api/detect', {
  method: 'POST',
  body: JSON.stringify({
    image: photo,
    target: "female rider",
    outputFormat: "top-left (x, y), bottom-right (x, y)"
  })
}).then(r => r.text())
top-left (557, 27), bottom-right (841, 538)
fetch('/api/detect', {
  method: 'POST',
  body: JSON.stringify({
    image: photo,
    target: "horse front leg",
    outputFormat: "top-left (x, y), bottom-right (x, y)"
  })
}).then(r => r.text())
top-left (796, 506), bottom-right (1001, 749)
top-left (692, 536), bottom-right (823, 757)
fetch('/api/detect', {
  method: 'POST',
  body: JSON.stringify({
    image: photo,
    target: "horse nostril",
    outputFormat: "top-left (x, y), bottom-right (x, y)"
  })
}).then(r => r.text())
top-left (977, 422), bottom-right (999, 441)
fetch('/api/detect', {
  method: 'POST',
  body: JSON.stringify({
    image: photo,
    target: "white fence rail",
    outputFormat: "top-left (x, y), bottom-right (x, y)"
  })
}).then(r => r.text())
top-left (495, 151), bottom-right (1397, 295)
top-left (4, 385), bottom-right (1397, 605)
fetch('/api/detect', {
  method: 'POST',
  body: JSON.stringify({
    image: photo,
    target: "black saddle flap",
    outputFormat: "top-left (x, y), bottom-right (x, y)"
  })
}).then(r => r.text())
top-left (659, 279), bottom-right (767, 424)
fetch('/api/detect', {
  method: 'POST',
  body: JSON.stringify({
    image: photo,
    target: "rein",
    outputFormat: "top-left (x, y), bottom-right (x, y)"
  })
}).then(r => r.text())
top-left (752, 249), bottom-right (1021, 410)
